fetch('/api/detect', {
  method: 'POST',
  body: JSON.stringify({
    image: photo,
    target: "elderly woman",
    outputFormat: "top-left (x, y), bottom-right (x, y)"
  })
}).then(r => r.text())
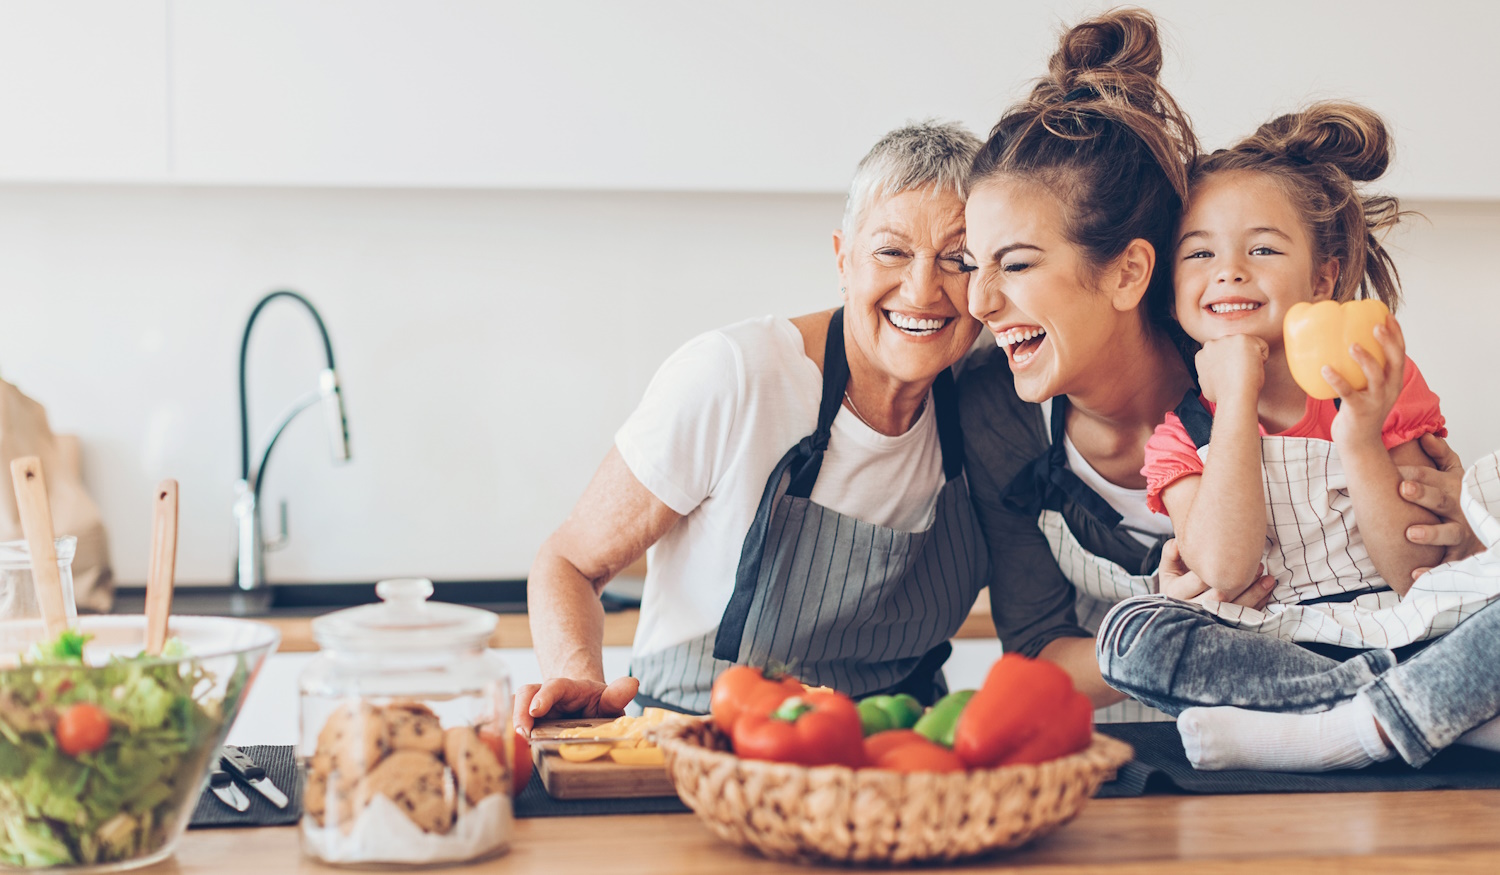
top-left (516, 122), bottom-right (989, 728)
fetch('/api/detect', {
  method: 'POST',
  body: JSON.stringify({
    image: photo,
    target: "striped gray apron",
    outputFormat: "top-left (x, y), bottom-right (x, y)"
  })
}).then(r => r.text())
top-left (1002, 395), bottom-right (1173, 723)
top-left (631, 308), bottom-right (988, 714)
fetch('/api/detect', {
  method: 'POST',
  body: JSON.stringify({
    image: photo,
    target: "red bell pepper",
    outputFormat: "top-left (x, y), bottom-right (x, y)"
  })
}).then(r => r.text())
top-left (732, 691), bottom-right (866, 768)
top-left (863, 729), bottom-right (966, 773)
top-left (952, 653), bottom-right (1093, 769)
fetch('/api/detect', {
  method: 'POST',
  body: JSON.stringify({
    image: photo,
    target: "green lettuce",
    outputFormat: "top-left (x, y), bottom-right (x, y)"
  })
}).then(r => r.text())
top-left (0, 633), bottom-right (228, 868)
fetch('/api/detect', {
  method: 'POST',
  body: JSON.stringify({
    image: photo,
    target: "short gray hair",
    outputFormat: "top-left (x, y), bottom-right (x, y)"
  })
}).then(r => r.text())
top-left (841, 120), bottom-right (982, 236)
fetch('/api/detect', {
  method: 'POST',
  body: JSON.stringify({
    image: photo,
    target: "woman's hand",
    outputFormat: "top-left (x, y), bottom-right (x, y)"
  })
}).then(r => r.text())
top-left (1400, 433), bottom-right (1483, 577)
top-left (1195, 335), bottom-right (1269, 406)
top-left (513, 676), bottom-right (641, 735)
top-left (1327, 317), bottom-right (1405, 447)
top-left (1157, 538), bottom-right (1276, 610)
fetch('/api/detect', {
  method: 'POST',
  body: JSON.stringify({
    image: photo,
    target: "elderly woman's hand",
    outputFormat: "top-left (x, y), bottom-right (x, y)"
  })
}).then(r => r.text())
top-left (1158, 538), bottom-right (1276, 610)
top-left (513, 676), bottom-right (641, 735)
top-left (1400, 433), bottom-right (1483, 578)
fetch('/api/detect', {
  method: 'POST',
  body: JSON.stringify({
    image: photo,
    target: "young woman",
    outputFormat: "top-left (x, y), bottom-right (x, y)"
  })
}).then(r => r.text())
top-left (958, 7), bottom-right (1245, 723)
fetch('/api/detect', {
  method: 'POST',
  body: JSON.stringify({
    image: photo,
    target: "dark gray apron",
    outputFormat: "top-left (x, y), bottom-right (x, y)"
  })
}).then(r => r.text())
top-left (631, 308), bottom-right (988, 713)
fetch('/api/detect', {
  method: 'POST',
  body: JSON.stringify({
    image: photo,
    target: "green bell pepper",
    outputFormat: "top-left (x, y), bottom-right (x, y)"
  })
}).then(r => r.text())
top-left (855, 694), bottom-right (924, 736)
top-left (911, 689), bottom-right (975, 748)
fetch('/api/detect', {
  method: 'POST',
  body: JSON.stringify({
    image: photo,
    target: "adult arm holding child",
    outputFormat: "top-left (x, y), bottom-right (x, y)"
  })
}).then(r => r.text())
top-left (1400, 432), bottom-right (1483, 576)
top-left (1323, 317), bottom-right (1443, 596)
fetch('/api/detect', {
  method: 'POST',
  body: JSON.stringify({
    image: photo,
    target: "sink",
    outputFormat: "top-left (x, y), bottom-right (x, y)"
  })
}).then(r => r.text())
top-left (112, 580), bottom-right (523, 618)
top-left (111, 578), bottom-right (640, 619)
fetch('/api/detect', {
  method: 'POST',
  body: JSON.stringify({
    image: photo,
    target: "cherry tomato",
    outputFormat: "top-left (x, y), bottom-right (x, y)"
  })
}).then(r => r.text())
top-left (479, 724), bottom-right (532, 797)
top-left (863, 730), bottom-right (966, 773)
top-left (709, 666), bottom-right (804, 736)
top-left (56, 703), bottom-right (110, 756)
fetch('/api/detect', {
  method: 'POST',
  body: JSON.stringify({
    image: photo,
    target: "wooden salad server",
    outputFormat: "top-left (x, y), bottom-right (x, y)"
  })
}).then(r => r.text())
top-left (144, 479), bottom-right (179, 656)
top-left (10, 456), bottom-right (71, 639)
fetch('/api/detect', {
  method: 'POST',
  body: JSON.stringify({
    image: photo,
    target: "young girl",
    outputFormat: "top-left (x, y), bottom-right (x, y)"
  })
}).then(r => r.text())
top-left (1145, 101), bottom-right (1471, 645)
top-left (1094, 102), bottom-right (1500, 772)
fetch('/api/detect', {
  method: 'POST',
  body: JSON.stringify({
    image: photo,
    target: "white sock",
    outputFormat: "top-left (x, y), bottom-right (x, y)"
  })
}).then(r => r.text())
top-left (1178, 697), bottom-right (1394, 772)
top-left (1457, 716), bottom-right (1500, 753)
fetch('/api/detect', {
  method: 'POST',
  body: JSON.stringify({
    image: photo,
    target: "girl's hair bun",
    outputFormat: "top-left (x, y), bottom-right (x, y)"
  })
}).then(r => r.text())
top-left (1256, 102), bottom-right (1391, 182)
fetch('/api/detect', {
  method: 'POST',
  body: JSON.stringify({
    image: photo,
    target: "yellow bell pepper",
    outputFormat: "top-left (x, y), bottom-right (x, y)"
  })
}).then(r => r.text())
top-left (1283, 299), bottom-right (1390, 400)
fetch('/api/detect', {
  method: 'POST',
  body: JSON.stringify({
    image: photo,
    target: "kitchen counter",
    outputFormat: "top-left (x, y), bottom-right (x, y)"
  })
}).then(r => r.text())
top-left (153, 789), bottom-right (1500, 873)
top-left (122, 590), bottom-right (1001, 651)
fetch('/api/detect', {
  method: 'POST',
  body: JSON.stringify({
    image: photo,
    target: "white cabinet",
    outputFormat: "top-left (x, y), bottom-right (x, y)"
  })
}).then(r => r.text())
top-left (0, 0), bottom-right (168, 182)
top-left (165, 0), bottom-right (999, 191)
top-left (2, 1), bottom-right (1499, 197)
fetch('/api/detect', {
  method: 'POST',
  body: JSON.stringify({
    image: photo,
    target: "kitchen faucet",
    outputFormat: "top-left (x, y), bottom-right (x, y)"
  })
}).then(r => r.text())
top-left (232, 290), bottom-right (351, 609)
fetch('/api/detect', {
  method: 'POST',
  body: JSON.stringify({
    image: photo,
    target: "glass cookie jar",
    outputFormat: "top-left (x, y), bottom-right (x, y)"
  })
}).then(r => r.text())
top-left (298, 578), bottom-right (514, 868)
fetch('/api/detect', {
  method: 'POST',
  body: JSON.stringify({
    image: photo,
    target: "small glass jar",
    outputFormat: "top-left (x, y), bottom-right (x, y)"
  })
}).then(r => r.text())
top-left (298, 578), bottom-right (513, 868)
top-left (0, 537), bottom-right (77, 624)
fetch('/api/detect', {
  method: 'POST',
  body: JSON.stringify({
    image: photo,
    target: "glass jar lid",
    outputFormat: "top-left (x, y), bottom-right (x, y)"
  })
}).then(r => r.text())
top-left (312, 578), bottom-right (497, 653)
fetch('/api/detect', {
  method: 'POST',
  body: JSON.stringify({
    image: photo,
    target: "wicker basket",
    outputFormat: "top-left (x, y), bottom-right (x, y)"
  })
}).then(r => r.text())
top-left (654, 719), bottom-right (1133, 865)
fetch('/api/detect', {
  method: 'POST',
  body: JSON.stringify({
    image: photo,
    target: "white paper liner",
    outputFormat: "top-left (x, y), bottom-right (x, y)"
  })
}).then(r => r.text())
top-left (302, 791), bottom-right (512, 865)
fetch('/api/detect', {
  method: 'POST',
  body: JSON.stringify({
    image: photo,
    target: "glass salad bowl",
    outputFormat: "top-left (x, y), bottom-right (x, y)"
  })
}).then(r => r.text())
top-left (0, 615), bottom-right (279, 872)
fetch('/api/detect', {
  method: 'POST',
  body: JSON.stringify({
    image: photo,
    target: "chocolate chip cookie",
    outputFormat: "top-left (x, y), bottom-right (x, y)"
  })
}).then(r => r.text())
top-left (443, 726), bottom-right (506, 805)
top-left (385, 700), bottom-right (445, 755)
top-left (355, 750), bottom-right (455, 834)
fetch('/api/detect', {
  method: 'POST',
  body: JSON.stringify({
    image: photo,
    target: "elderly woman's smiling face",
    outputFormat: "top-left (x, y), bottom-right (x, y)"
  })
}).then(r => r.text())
top-left (835, 185), bottom-right (981, 387)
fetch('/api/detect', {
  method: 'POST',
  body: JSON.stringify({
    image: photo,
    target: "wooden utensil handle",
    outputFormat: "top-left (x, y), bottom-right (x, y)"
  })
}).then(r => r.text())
top-left (145, 479), bottom-right (179, 656)
top-left (9, 457), bottom-right (69, 639)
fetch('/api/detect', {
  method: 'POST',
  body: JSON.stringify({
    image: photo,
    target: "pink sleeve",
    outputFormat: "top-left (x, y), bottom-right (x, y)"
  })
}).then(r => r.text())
top-left (1381, 359), bottom-right (1447, 450)
top-left (1143, 411), bottom-right (1205, 516)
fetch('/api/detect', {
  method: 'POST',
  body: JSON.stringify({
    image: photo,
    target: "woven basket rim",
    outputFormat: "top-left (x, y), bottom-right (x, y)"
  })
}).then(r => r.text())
top-left (654, 718), bottom-right (1134, 780)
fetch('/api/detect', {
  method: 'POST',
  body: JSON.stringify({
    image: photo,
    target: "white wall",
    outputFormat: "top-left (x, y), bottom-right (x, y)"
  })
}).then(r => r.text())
top-left (1, 186), bottom-right (1497, 585)
top-left (0, 185), bottom-right (841, 583)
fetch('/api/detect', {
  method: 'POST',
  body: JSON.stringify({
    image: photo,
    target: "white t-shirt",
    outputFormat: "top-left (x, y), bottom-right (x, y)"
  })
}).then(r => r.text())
top-left (1041, 402), bottom-right (1174, 549)
top-left (616, 315), bottom-right (946, 657)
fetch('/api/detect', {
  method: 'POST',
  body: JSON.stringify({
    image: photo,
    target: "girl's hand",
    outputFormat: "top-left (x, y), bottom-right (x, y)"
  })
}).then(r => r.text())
top-left (1400, 433), bottom-right (1484, 576)
top-left (1157, 538), bottom-right (1277, 610)
top-left (513, 676), bottom-right (641, 735)
top-left (1195, 335), bottom-right (1269, 406)
top-left (1327, 316), bottom-right (1405, 446)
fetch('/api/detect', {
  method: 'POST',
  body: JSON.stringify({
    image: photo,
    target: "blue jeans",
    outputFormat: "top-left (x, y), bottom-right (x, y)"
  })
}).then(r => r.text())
top-left (1096, 594), bottom-right (1500, 766)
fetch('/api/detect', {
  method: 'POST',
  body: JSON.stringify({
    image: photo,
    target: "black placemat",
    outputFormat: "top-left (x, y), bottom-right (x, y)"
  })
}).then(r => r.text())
top-left (188, 745), bottom-right (303, 828)
top-left (1094, 722), bottom-right (1500, 797)
top-left (513, 777), bottom-right (689, 818)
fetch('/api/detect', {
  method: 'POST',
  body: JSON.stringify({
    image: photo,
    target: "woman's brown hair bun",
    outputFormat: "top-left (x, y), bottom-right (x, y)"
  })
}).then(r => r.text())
top-left (1038, 7), bottom-right (1166, 114)
top-left (1195, 101), bottom-right (1407, 309)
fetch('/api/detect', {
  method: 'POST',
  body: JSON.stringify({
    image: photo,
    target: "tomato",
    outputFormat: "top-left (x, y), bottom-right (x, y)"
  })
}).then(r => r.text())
top-left (479, 723), bottom-right (533, 797)
top-left (55, 703), bottom-right (110, 756)
top-left (732, 692), bottom-right (866, 768)
top-left (709, 666), bottom-right (804, 736)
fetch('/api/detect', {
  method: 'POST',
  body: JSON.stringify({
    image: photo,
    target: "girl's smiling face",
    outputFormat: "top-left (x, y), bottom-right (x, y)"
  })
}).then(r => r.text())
top-left (1173, 170), bottom-right (1339, 352)
top-left (964, 177), bottom-right (1148, 404)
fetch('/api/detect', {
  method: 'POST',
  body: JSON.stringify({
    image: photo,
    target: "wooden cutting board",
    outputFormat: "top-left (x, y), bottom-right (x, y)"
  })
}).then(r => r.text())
top-left (531, 717), bottom-right (679, 800)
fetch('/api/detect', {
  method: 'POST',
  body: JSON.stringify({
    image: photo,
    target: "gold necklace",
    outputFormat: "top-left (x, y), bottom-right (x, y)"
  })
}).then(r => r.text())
top-left (842, 390), bottom-right (927, 434)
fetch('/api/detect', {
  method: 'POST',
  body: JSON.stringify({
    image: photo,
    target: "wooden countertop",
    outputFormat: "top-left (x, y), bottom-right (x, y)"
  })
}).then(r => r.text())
top-left (264, 589), bottom-right (1000, 652)
top-left (157, 789), bottom-right (1500, 873)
